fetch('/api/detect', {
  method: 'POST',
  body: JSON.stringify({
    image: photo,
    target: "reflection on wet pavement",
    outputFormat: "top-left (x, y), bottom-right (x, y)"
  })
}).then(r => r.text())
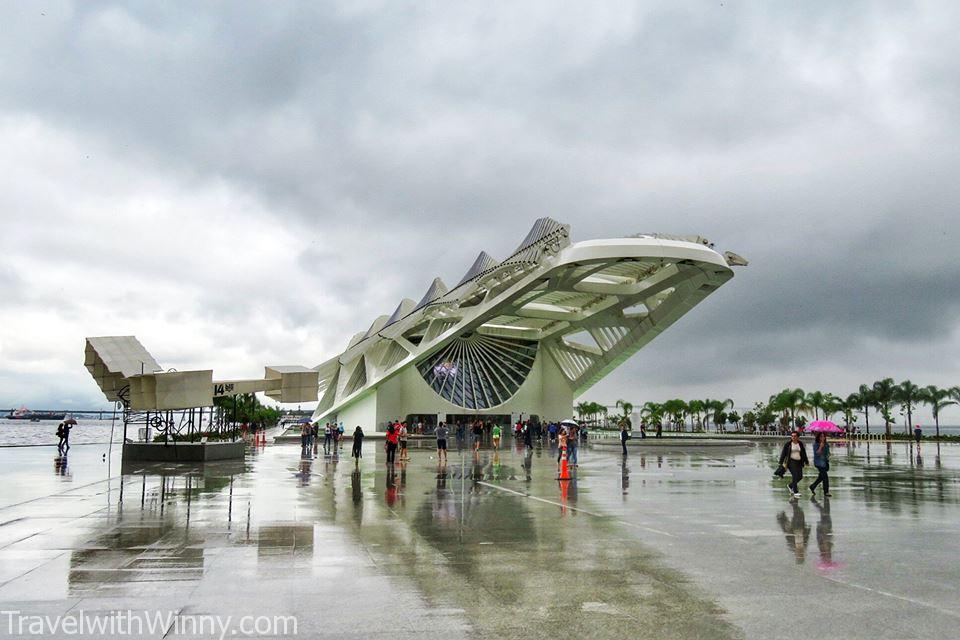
top-left (0, 438), bottom-right (957, 638)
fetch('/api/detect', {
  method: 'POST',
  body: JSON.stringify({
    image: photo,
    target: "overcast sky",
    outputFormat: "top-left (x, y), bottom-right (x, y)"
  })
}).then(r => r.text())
top-left (2, 2), bottom-right (959, 421)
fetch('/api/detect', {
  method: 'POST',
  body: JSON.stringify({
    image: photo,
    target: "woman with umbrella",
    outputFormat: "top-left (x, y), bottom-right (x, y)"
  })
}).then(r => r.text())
top-left (808, 421), bottom-right (839, 497)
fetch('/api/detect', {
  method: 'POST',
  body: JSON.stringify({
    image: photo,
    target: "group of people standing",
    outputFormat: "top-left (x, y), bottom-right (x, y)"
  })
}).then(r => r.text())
top-left (300, 421), bottom-right (346, 456)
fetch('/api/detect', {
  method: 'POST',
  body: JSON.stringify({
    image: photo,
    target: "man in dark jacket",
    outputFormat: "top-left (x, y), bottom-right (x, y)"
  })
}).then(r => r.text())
top-left (351, 426), bottom-right (364, 463)
top-left (778, 431), bottom-right (809, 497)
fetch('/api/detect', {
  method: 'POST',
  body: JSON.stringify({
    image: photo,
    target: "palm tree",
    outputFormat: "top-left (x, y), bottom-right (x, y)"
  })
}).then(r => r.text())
top-left (806, 390), bottom-right (827, 421)
top-left (896, 380), bottom-right (922, 435)
top-left (706, 398), bottom-right (734, 432)
top-left (727, 410), bottom-right (741, 431)
top-left (872, 378), bottom-right (897, 439)
top-left (821, 393), bottom-right (842, 421)
top-left (857, 385), bottom-right (875, 436)
top-left (615, 399), bottom-right (634, 424)
top-left (588, 402), bottom-right (603, 426)
top-left (687, 399), bottom-right (705, 431)
top-left (771, 388), bottom-right (806, 427)
top-left (662, 399), bottom-right (687, 431)
top-left (574, 402), bottom-right (590, 422)
top-left (640, 401), bottom-right (662, 423)
top-left (923, 386), bottom-right (956, 440)
top-left (843, 393), bottom-right (861, 429)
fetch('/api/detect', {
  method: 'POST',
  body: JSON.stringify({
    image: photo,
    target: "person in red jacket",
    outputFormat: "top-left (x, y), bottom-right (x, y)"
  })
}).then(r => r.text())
top-left (385, 423), bottom-right (399, 465)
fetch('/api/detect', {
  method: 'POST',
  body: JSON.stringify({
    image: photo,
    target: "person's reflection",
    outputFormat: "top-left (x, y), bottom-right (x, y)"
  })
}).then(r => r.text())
top-left (491, 451), bottom-right (502, 480)
top-left (810, 496), bottom-right (838, 570)
top-left (398, 462), bottom-right (408, 509)
top-left (639, 454), bottom-right (646, 470)
top-left (433, 461), bottom-right (457, 524)
top-left (776, 501), bottom-right (810, 564)
top-left (347, 467), bottom-right (362, 525)
top-left (351, 469), bottom-right (362, 504)
top-left (935, 441), bottom-right (942, 469)
top-left (385, 465), bottom-right (397, 507)
top-left (436, 460), bottom-right (448, 489)
top-left (54, 454), bottom-right (70, 476)
top-left (621, 459), bottom-right (630, 496)
top-left (296, 458), bottom-right (312, 487)
top-left (656, 455), bottom-right (663, 469)
top-left (523, 447), bottom-right (533, 483)
top-left (471, 456), bottom-right (484, 494)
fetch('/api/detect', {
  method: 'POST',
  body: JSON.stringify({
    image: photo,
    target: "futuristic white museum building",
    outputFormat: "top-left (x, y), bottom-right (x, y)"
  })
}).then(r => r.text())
top-left (84, 218), bottom-right (745, 436)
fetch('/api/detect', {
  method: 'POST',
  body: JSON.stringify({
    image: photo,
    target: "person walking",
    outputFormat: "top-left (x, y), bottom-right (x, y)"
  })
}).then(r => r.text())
top-left (778, 430), bottom-right (809, 498)
top-left (323, 423), bottom-right (333, 453)
top-left (300, 421), bottom-right (311, 456)
top-left (338, 422), bottom-right (345, 450)
top-left (385, 423), bottom-right (398, 465)
top-left (351, 425), bottom-right (364, 463)
top-left (522, 422), bottom-right (533, 451)
top-left (567, 423), bottom-right (579, 466)
top-left (491, 423), bottom-right (502, 449)
top-left (472, 421), bottom-right (483, 452)
top-left (435, 421), bottom-right (448, 462)
top-left (56, 422), bottom-right (67, 455)
top-left (809, 432), bottom-right (831, 497)
top-left (914, 424), bottom-right (922, 446)
top-left (620, 423), bottom-right (630, 456)
top-left (399, 422), bottom-right (409, 461)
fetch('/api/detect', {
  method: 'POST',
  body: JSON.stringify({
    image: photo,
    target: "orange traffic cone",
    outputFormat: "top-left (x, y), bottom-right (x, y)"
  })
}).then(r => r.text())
top-left (558, 443), bottom-right (570, 480)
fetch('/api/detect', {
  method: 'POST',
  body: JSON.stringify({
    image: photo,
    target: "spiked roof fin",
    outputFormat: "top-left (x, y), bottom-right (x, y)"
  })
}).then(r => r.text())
top-left (455, 251), bottom-right (499, 287)
top-left (384, 298), bottom-right (416, 327)
top-left (414, 277), bottom-right (448, 310)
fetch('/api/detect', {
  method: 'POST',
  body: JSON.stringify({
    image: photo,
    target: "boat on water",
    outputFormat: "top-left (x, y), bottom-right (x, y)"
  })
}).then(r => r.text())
top-left (6, 407), bottom-right (67, 421)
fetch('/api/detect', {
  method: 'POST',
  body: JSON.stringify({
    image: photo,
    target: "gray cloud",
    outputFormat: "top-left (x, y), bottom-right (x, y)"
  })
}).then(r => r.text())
top-left (1, 1), bottom-right (958, 415)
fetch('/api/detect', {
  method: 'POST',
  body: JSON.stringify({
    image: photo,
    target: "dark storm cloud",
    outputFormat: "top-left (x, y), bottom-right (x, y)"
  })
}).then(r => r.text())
top-left (1, 1), bottom-right (958, 408)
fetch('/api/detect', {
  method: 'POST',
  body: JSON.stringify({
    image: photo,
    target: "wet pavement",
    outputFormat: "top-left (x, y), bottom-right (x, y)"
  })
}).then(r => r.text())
top-left (0, 437), bottom-right (957, 639)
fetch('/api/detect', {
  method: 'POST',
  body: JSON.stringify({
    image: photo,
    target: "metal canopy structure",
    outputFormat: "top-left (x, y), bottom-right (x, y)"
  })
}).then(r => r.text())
top-left (311, 218), bottom-right (745, 427)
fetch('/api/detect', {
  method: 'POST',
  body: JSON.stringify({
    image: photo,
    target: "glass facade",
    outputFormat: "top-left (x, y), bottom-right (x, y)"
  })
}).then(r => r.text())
top-left (416, 333), bottom-right (538, 410)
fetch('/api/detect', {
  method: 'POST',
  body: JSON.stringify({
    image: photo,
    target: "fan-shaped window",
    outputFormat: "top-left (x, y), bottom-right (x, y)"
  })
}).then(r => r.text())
top-left (417, 334), bottom-right (538, 409)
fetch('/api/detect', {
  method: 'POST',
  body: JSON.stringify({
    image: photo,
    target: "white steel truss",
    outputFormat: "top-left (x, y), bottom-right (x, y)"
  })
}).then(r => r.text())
top-left (311, 219), bottom-right (745, 423)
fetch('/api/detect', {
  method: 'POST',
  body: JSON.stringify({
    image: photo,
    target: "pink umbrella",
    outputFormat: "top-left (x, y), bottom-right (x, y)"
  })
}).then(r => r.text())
top-left (807, 420), bottom-right (843, 433)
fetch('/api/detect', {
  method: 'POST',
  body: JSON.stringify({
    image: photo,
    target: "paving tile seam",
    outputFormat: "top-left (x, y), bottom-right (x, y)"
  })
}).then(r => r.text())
top-left (475, 480), bottom-right (676, 538)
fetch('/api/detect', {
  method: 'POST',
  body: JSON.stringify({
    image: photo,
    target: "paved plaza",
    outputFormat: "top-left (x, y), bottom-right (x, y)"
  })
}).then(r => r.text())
top-left (0, 437), bottom-right (958, 639)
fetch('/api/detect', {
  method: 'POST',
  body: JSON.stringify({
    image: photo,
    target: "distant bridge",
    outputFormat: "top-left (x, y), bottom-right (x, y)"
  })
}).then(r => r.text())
top-left (2, 409), bottom-right (119, 420)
